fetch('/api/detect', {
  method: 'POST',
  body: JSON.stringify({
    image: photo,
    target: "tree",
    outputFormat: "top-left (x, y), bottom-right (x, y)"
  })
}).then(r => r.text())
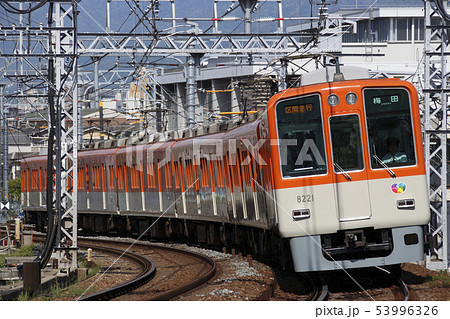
top-left (8, 177), bottom-right (21, 201)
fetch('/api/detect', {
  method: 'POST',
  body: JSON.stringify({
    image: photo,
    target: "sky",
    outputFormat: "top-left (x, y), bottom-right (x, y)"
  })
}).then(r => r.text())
top-left (74, 0), bottom-right (425, 34)
top-left (0, 1), bottom-right (426, 34)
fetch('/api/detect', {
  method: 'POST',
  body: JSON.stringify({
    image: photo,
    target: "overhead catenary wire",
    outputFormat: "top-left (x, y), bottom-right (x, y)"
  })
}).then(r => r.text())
top-left (0, 0), bottom-right (48, 15)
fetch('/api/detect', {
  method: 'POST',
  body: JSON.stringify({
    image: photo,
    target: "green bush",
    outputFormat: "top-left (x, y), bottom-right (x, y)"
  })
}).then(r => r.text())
top-left (8, 177), bottom-right (21, 201)
top-left (0, 244), bottom-right (37, 267)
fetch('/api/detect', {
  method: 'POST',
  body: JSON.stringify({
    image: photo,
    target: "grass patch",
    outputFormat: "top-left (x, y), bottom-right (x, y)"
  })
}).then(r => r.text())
top-left (0, 245), bottom-right (37, 267)
top-left (425, 270), bottom-right (449, 288)
top-left (29, 260), bottom-right (101, 300)
top-left (17, 291), bottom-right (31, 301)
top-left (33, 278), bottom-right (97, 300)
top-left (79, 260), bottom-right (101, 278)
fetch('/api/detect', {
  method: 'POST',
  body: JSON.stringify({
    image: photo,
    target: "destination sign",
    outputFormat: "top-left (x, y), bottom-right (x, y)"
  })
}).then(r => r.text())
top-left (372, 94), bottom-right (400, 106)
top-left (284, 103), bottom-right (313, 114)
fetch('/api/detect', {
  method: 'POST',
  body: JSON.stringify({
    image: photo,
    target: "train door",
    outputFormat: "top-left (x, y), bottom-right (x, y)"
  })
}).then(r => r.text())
top-left (329, 113), bottom-right (372, 221)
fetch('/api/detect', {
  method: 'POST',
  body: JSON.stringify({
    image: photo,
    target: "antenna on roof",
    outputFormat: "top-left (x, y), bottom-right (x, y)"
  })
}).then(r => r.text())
top-left (331, 56), bottom-right (345, 81)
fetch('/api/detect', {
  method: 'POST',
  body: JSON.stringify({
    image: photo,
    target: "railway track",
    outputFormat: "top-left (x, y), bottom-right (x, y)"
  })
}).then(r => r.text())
top-left (320, 266), bottom-right (410, 301)
top-left (76, 241), bottom-right (156, 301)
top-left (33, 235), bottom-right (216, 300)
top-left (310, 276), bottom-right (329, 301)
top-left (269, 269), bottom-right (328, 301)
top-left (78, 238), bottom-right (216, 301)
top-left (272, 266), bottom-right (409, 301)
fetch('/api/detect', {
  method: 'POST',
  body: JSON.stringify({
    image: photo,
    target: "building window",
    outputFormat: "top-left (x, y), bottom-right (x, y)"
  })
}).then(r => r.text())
top-left (397, 18), bottom-right (408, 41)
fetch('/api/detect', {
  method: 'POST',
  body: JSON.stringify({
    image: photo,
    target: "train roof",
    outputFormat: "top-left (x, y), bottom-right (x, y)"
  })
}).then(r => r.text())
top-left (300, 66), bottom-right (370, 87)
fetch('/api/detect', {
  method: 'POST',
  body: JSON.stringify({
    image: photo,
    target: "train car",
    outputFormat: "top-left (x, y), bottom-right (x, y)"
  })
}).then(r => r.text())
top-left (21, 66), bottom-right (430, 272)
top-left (21, 155), bottom-right (47, 223)
top-left (268, 66), bottom-right (430, 271)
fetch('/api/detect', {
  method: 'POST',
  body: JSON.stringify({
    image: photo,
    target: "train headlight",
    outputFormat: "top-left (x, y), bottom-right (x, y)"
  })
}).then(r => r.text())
top-left (345, 92), bottom-right (357, 105)
top-left (327, 94), bottom-right (339, 107)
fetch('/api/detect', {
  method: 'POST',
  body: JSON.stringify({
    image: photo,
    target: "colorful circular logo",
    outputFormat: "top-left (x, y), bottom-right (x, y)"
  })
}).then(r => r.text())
top-left (391, 183), bottom-right (406, 194)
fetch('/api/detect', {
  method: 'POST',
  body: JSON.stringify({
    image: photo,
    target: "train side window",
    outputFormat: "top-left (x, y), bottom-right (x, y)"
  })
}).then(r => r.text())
top-left (200, 157), bottom-right (210, 188)
top-left (209, 159), bottom-right (216, 191)
top-left (117, 165), bottom-right (124, 190)
top-left (330, 115), bottom-right (364, 171)
top-left (146, 163), bottom-right (154, 188)
top-left (193, 158), bottom-right (200, 191)
top-left (226, 153), bottom-right (234, 188)
top-left (232, 153), bottom-right (241, 188)
top-left (216, 159), bottom-right (224, 188)
top-left (165, 163), bottom-right (172, 188)
top-left (185, 159), bottom-right (193, 187)
top-left (27, 169), bottom-right (30, 192)
top-left (151, 162), bottom-right (157, 188)
top-left (129, 165), bottom-right (134, 189)
top-left (102, 164), bottom-right (106, 191)
top-left (92, 166), bottom-right (96, 189)
top-left (78, 167), bottom-right (84, 190)
top-left (124, 164), bottom-right (129, 191)
top-left (21, 172), bottom-right (25, 193)
top-left (223, 155), bottom-right (229, 188)
top-left (93, 166), bottom-right (101, 190)
top-left (39, 168), bottom-right (42, 191)
top-left (130, 164), bottom-right (139, 190)
top-left (32, 170), bottom-right (38, 190)
top-left (157, 160), bottom-right (162, 191)
top-left (276, 94), bottom-right (327, 178)
top-left (86, 166), bottom-right (90, 192)
top-left (173, 160), bottom-right (180, 190)
top-left (364, 88), bottom-right (416, 168)
top-left (250, 157), bottom-right (258, 192)
top-left (108, 165), bottom-right (115, 190)
top-left (241, 150), bottom-right (251, 187)
top-left (163, 163), bottom-right (167, 188)
top-left (139, 163), bottom-right (144, 192)
top-left (179, 159), bottom-right (186, 192)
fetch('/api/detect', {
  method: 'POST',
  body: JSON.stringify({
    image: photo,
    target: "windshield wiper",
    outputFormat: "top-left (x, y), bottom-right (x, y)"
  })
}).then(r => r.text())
top-left (334, 163), bottom-right (352, 181)
top-left (373, 154), bottom-right (396, 178)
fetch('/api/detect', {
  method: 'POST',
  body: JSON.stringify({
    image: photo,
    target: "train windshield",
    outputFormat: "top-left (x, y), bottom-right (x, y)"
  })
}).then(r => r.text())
top-left (330, 114), bottom-right (364, 172)
top-left (276, 94), bottom-right (327, 177)
top-left (364, 88), bottom-right (416, 168)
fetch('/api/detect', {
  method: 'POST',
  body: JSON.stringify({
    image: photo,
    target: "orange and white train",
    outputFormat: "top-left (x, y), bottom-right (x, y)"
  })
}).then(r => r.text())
top-left (21, 66), bottom-right (430, 272)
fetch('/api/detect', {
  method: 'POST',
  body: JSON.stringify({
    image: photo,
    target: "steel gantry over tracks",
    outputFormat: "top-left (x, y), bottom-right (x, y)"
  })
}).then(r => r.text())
top-left (0, 0), bottom-right (79, 270)
top-left (424, 0), bottom-right (449, 271)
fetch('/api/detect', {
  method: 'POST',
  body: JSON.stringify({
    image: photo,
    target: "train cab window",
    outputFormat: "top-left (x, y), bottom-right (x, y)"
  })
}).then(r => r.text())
top-left (330, 115), bottom-right (364, 171)
top-left (276, 94), bottom-right (327, 177)
top-left (364, 88), bottom-right (416, 168)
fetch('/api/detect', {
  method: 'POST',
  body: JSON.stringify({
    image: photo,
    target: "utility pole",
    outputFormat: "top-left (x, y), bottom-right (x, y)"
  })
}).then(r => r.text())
top-left (239, 0), bottom-right (258, 34)
top-left (0, 83), bottom-right (7, 206)
top-left (186, 54), bottom-right (196, 128)
top-left (94, 58), bottom-right (103, 140)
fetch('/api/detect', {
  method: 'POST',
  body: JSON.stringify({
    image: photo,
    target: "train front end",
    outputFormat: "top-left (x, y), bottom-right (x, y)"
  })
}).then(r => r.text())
top-left (267, 68), bottom-right (430, 272)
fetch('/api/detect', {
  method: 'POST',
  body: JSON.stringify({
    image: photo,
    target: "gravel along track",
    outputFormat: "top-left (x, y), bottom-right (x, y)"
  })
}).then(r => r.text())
top-left (111, 244), bottom-right (215, 301)
top-left (31, 235), bottom-right (448, 301)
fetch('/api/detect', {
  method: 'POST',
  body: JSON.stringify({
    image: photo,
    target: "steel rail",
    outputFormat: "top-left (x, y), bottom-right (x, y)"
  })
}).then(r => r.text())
top-left (77, 238), bottom-right (216, 301)
top-left (375, 265), bottom-right (410, 301)
top-left (32, 234), bottom-right (156, 301)
top-left (396, 278), bottom-right (410, 301)
top-left (76, 242), bottom-right (156, 301)
top-left (303, 274), bottom-right (328, 301)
